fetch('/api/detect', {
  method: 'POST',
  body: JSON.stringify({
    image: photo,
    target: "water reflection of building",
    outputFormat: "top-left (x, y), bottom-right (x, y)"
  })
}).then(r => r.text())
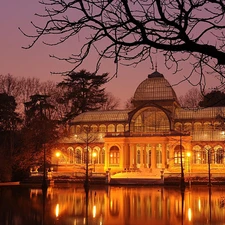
top-left (27, 186), bottom-right (225, 225)
top-left (54, 69), bottom-right (225, 176)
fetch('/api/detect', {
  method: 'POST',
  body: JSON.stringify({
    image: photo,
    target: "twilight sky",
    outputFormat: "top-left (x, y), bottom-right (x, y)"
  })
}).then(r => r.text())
top-left (0, 1), bottom-right (220, 107)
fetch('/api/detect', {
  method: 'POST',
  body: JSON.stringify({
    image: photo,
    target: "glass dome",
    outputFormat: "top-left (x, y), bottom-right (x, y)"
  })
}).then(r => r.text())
top-left (133, 70), bottom-right (178, 102)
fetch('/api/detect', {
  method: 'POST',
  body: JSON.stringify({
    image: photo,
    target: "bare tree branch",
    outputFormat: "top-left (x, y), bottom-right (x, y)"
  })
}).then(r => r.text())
top-left (20, 0), bottom-right (225, 89)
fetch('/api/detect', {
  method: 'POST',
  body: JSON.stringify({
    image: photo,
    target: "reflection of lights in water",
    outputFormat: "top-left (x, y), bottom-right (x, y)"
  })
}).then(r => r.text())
top-left (93, 205), bottom-right (96, 218)
top-left (198, 198), bottom-right (201, 211)
top-left (99, 214), bottom-right (103, 225)
top-left (55, 204), bottom-right (59, 218)
top-left (188, 208), bottom-right (192, 221)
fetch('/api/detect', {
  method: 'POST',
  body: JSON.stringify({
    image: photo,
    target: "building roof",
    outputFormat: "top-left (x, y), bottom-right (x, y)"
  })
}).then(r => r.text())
top-left (70, 70), bottom-right (225, 125)
top-left (71, 110), bottom-right (130, 123)
top-left (175, 107), bottom-right (225, 120)
top-left (71, 106), bottom-right (225, 124)
top-left (133, 70), bottom-right (178, 102)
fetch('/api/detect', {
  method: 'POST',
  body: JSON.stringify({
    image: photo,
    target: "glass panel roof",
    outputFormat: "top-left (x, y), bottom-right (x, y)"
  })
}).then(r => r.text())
top-left (175, 107), bottom-right (225, 119)
top-left (72, 106), bottom-right (225, 124)
top-left (71, 110), bottom-right (130, 123)
top-left (133, 75), bottom-right (178, 101)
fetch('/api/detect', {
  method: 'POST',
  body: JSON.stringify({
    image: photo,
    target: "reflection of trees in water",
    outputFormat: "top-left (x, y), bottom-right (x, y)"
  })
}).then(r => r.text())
top-left (0, 187), bottom-right (43, 224)
top-left (2, 185), bottom-right (225, 224)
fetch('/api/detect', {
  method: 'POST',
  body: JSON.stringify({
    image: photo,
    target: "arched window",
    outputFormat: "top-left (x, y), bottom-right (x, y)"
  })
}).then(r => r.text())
top-left (70, 126), bottom-right (75, 134)
top-left (183, 122), bottom-right (192, 132)
top-left (116, 124), bottom-right (124, 132)
top-left (67, 147), bottom-right (74, 164)
top-left (99, 124), bottom-right (106, 132)
top-left (108, 124), bottom-right (115, 132)
top-left (75, 149), bottom-right (82, 164)
top-left (193, 145), bottom-right (206, 164)
top-left (194, 122), bottom-right (202, 131)
top-left (203, 145), bottom-right (211, 164)
top-left (76, 125), bottom-right (81, 134)
top-left (92, 147), bottom-right (100, 164)
top-left (214, 145), bottom-right (224, 164)
top-left (132, 107), bottom-right (170, 133)
top-left (174, 145), bottom-right (184, 164)
top-left (175, 122), bottom-right (182, 131)
top-left (109, 146), bottom-right (119, 165)
top-left (91, 124), bottom-right (98, 132)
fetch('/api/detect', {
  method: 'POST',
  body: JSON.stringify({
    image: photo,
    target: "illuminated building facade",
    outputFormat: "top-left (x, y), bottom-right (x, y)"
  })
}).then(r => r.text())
top-left (55, 70), bottom-right (225, 176)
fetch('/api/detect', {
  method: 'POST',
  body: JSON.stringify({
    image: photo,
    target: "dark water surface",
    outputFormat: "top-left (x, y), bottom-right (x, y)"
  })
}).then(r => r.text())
top-left (0, 184), bottom-right (225, 225)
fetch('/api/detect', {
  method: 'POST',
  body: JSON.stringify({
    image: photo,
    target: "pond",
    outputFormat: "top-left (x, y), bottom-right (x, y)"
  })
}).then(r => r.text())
top-left (0, 184), bottom-right (225, 225)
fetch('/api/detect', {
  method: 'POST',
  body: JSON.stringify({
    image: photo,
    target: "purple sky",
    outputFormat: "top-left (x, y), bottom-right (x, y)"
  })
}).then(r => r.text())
top-left (1, 1), bottom-right (220, 107)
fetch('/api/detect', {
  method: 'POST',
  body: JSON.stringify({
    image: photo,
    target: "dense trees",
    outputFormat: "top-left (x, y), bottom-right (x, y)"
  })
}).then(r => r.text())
top-left (0, 93), bottom-right (22, 181)
top-left (0, 72), bottom-right (119, 180)
top-left (199, 90), bottom-right (225, 108)
top-left (178, 88), bottom-right (225, 108)
top-left (22, 0), bottom-right (225, 90)
top-left (0, 74), bottom-right (57, 116)
top-left (57, 70), bottom-right (109, 121)
top-left (99, 92), bottom-right (120, 110)
top-left (16, 94), bottom-right (59, 171)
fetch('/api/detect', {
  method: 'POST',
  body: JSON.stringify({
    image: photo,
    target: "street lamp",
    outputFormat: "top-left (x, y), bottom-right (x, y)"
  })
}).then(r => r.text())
top-left (55, 151), bottom-right (61, 171)
top-left (93, 152), bottom-right (97, 172)
top-left (55, 151), bottom-right (61, 158)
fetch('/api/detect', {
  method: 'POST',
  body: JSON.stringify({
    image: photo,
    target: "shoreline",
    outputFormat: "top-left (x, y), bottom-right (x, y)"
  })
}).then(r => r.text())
top-left (0, 182), bottom-right (20, 186)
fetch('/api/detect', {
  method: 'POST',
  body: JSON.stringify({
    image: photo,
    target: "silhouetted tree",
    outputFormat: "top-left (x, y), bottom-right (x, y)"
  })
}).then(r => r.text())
top-left (179, 88), bottom-right (203, 108)
top-left (100, 92), bottom-right (120, 110)
top-left (57, 70), bottom-right (108, 121)
top-left (0, 74), bottom-right (61, 117)
top-left (125, 97), bottom-right (135, 110)
top-left (0, 93), bottom-right (22, 181)
top-left (16, 94), bottom-right (59, 172)
top-left (21, 1), bottom-right (225, 89)
top-left (199, 90), bottom-right (225, 107)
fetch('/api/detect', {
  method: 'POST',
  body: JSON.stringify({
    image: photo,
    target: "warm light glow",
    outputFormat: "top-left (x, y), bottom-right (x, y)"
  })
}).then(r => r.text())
top-left (188, 208), bottom-right (192, 221)
top-left (92, 205), bottom-right (96, 218)
top-left (187, 152), bottom-right (191, 157)
top-left (198, 198), bottom-right (201, 211)
top-left (93, 152), bottom-right (97, 158)
top-left (55, 204), bottom-right (59, 217)
top-left (55, 152), bottom-right (61, 157)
